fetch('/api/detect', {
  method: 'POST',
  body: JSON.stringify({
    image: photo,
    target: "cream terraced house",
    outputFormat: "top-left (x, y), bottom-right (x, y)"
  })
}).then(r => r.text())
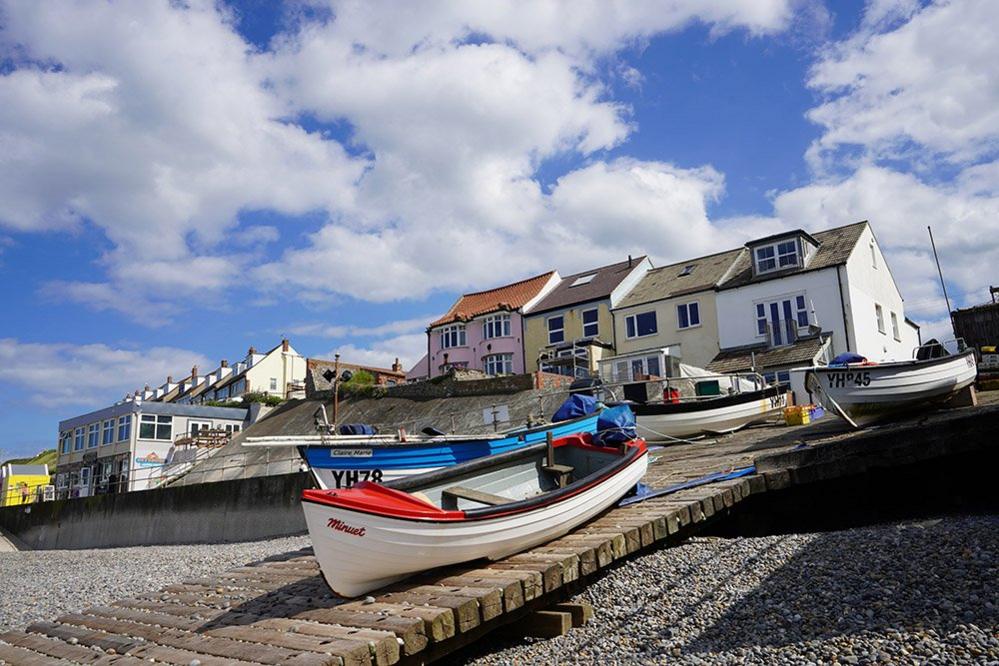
top-left (522, 257), bottom-right (652, 377)
top-left (609, 247), bottom-right (744, 379)
top-left (202, 339), bottom-right (307, 402)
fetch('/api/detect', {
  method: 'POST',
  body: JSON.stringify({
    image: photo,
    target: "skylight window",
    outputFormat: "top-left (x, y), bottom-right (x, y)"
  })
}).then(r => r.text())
top-left (678, 264), bottom-right (696, 277)
top-left (571, 274), bottom-right (596, 287)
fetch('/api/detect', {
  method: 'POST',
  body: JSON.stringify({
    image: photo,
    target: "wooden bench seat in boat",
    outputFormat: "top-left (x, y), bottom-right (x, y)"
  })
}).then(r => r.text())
top-left (442, 485), bottom-right (513, 506)
top-left (542, 464), bottom-right (575, 488)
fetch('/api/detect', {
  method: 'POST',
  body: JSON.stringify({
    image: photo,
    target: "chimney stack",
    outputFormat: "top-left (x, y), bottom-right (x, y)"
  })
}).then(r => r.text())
top-left (166, 375), bottom-right (173, 384)
top-left (282, 338), bottom-right (290, 352)
top-left (220, 359), bottom-right (228, 368)
top-left (628, 254), bottom-right (633, 267)
top-left (191, 365), bottom-right (198, 380)
top-left (392, 357), bottom-right (402, 372)
top-left (248, 346), bottom-right (256, 356)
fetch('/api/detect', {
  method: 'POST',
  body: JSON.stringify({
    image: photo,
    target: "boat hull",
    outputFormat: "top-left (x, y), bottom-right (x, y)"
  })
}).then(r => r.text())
top-left (802, 350), bottom-right (977, 426)
top-left (301, 447), bottom-right (648, 597)
top-left (302, 412), bottom-right (602, 489)
top-left (630, 386), bottom-right (787, 440)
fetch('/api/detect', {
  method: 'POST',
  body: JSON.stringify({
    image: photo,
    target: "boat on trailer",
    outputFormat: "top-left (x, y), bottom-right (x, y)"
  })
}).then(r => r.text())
top-left (793, 343), bottom-right (977, 427)
top-left (622, 384), bottom-right (788, 440)
top-left (302, 431), bottom-right (648, 596)
top-left (245, 410), bottom-right (602, 489)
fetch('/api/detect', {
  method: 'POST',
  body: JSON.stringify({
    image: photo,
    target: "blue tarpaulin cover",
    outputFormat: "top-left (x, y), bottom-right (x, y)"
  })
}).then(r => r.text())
top-left (830, 352), bottom-right (867, 366)
top-left (595, 404), bottom-right (637, 446)
top-left (339, 423), bottom-right (376, 435)
top-left (552, 394), bottom-right (599, 422)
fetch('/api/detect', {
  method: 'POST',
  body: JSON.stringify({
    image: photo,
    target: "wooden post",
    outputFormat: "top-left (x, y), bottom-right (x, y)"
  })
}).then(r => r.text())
top-left (546, 431), bottom-right (555, 467)
top-left (332, 353), bottom-right (340, 427)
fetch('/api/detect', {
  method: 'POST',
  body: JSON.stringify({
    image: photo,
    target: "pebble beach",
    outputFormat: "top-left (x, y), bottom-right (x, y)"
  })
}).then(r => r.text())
top-left (1, 517), bottom-right (995, 664)
top-left (462, 514), bottom-right (998, 665)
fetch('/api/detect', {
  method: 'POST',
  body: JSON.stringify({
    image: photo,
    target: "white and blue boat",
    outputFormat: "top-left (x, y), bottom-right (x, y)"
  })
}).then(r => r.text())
top-left (244, 403), bottom-right (602, 490)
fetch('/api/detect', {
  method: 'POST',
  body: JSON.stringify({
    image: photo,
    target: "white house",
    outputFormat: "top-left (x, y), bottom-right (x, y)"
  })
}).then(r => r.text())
top-left (707, 221), bottom-right (920, 400)
top-left (56, 401), bottom-right (249, 497)
top-left (203, 339), bottom-right (307, 403)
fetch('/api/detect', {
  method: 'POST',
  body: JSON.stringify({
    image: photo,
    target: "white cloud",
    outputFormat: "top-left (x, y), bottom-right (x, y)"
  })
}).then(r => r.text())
top-left (0, 338), bottom-right (211, 407)
top-left (322, 334), bottom-right (429, 371)
top-left (288, 316), bottom-right (433, 339)
top-left (0, 0), bottom-right (364, 316)
top-left (807, 0), bottom-right (999, 167)
top-left (751, 165), bottom-right (999, 318)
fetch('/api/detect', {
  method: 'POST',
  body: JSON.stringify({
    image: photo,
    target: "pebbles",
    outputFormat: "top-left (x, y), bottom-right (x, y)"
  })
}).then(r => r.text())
top-left (463, 514), bottom-right (998, 665)
top-left (0, 535), bottom-right (310, 632)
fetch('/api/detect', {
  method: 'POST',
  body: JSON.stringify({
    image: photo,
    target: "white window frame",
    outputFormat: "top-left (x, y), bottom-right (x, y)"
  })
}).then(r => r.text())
top-left (439, 324), bottom-right (467, 349)
top-left (224, 423), bottom-right (241, 434)
top-left (269, 377), bottom-right (278, 391)
top-left (755, 294), bottom-right (810, 339)
top-left (60, 431), bottom-right (71, 454)
top-left (482, 314), bottom-right (512, 339)
top-left (483, 353), bottom-right (514, 376)
top-left (890, 311), bottom-right (901, 341)
top-left (102, 419), bottom-right (114, 445)
top-left (74, 427), bottom-right (84, 451)
top-left (581, 308), bottom-right (599, 338)
top-left (547, 315), bottom-right (565, 345)
top-left (189, 420), bottom-right (212, 437)
top-left (117, 415), bottom-right (131, 442)
top-left (624, 311), bottom-right (658, 339)
top-left (676, 302), bottom-right (701, 330)
top-left (87, 423), bottom-right (99, 449)
top-left (754, 239), bottom-right (800, 274)
top-left (79, 466), bottom-right (91, 488)
top-left (875, 303), bottom-right (886, 335)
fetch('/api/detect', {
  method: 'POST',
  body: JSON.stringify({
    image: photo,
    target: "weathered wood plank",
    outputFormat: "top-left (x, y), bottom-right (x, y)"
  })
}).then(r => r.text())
top-left (0, 641), bottom-right (79, 666)
top-left (486, 560), bottom-right (562, 594)
top-left (204, 625), bottom-right (371, 666)
top-left (336, 601), bottom-right (454, 642)
top-left (25, 620), bottom-right (142, 655)
top-left (0, 629), bottom-right (149, 665)
top-left (292, 607), bottom-right (427, 656)
top-left (374, 591), bottom-right (481, 633)
top-left (250, 618), bottom-right (400, 666)
top-left (504, 551), bottom-right (581, 584)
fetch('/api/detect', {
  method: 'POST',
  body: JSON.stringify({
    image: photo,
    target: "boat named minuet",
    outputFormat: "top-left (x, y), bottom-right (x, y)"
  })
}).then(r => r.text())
top-left (301, 431), bottom-right (648, 597)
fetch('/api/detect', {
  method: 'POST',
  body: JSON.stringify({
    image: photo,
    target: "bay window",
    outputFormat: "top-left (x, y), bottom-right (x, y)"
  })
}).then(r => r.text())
top-left (483, 353), bottom-right (514, 376)
top-left (439, 324), bottom-right (467, 349)
top-left (482, 314), bottom-right (511, 339)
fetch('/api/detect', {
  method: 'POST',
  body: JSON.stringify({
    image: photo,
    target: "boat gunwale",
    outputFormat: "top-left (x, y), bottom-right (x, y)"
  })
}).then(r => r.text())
top-left (301, 437), bottom-right (647, 523)
top-left (792, 348), bottom-right (976, 374)
top-left (612, 384), bottom-right (784, 416)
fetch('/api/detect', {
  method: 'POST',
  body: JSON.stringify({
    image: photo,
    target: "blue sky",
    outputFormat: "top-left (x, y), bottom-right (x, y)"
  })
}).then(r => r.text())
top-left (2, 0), bottom-right (998, 458)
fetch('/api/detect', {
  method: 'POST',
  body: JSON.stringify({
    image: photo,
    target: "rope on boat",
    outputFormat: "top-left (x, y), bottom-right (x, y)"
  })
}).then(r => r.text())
top-left (634, 422), bottom-right (703, 446)
top-left (618, 465), bottom-right (757, 507)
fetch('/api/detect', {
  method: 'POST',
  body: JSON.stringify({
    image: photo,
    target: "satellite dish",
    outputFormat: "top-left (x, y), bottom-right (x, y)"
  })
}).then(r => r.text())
top-left (340, 369), bottom-right (353, 382)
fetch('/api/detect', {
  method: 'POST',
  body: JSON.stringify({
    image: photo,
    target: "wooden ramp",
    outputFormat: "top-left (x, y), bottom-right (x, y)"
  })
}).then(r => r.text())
top-left (2, 398), bottom-right (996, 665)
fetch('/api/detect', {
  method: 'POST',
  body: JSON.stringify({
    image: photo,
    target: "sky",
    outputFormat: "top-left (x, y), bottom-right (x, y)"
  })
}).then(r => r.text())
top-left (2, 0), bottom-right (998, 457)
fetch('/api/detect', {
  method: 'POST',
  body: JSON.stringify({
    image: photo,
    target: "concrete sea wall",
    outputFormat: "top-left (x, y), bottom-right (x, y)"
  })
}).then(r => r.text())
top-left (0, 472), bottom-right (311, 550)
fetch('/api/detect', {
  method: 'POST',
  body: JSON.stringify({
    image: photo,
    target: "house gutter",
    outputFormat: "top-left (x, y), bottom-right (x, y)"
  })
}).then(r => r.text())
top-left (836, 264), bottom-right (852, 352)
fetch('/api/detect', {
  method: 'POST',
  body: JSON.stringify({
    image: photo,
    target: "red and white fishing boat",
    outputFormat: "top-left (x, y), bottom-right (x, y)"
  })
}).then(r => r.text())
top-left (302, 432), bottom-right (648, 596)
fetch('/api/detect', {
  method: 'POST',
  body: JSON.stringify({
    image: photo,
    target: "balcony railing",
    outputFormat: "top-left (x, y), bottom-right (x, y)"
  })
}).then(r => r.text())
top-left (763, 317), bottom-right (820, 348)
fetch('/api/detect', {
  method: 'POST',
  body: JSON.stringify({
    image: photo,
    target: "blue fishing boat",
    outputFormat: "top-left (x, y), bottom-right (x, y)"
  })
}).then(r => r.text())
top-left (244, 397), bottom-right (602, 489)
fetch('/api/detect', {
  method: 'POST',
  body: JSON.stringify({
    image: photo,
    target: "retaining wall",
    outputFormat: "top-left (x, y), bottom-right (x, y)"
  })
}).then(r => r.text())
top-left (0, 472), bottom-right (311, 550)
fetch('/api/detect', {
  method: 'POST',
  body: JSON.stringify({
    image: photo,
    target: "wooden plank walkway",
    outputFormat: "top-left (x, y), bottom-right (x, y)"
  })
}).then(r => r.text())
top-left (2, 397), bottom-right (996, 665)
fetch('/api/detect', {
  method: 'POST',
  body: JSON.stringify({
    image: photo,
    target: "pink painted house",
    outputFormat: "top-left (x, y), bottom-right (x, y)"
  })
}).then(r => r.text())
top-left (411, 272), bottom-right (561, 379)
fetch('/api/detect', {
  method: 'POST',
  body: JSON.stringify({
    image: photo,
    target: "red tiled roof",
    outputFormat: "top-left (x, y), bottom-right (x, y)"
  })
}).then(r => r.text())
top-left (430, 272), bottom-right (557, 328)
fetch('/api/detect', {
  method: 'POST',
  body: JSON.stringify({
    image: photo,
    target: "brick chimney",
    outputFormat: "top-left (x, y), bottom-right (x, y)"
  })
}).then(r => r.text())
top-left (248, 346), bottom-right (256, 356)
top-left (191, 365), bottom-right (198, 380)
top-left (166, 375), bottom-right (173, 384)
top-left (220, 359), bottom-right (228, 368)
top-left (392, 357), bottom-right (402, 373)
top-left (282, 338), bottom-right (290, 352)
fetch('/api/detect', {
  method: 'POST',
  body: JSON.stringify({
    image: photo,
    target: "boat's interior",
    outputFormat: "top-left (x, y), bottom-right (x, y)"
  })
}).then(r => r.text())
top-left (386, 436), bottom-right (627, 513)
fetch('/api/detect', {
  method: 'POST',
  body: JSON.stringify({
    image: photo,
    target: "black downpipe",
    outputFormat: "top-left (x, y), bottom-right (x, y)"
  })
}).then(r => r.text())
top-left (836, 265), bottom-right (852, 352)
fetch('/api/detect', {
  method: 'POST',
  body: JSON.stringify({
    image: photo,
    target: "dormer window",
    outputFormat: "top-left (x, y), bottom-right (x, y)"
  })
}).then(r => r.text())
top-left (754, 239), bottom-right (800, 274)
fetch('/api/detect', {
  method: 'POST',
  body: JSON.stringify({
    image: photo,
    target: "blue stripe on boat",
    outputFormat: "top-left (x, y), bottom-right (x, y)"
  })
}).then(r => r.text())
top-left (300, 413), bottom-right (600, 471)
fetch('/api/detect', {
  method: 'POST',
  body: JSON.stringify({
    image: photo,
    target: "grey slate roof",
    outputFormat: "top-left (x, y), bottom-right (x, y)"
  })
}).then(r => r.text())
top-left (616, 248), bottom-right (743, 309)
top-left (528, 257), bottom-right (646, 314)
top-left (706, 335), bottom-right (830, 374)
top-left (720, 221), bottom-right (868, 290)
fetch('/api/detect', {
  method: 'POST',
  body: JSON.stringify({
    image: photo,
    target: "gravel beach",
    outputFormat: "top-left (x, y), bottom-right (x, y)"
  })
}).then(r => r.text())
top-left (460, 514), bottom-right (999, 665)
top-left (0, 535), bottom-right (310, 632)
